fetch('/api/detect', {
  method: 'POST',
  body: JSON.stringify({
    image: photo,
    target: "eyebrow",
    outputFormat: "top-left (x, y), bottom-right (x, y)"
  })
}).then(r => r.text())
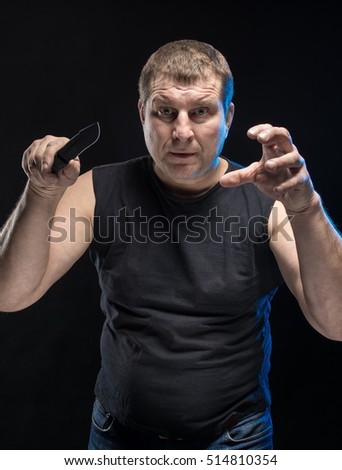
top-left (151, 95), bottom-right (217, 107)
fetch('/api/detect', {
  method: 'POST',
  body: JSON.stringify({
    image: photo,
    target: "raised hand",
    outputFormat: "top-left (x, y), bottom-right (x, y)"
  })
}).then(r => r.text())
top-left (220, 124), bottom-right (316, 213)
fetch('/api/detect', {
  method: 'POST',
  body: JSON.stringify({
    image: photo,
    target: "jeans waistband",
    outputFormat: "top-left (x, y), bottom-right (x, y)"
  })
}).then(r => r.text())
top-left (126, 409), bottom-right (255, 441)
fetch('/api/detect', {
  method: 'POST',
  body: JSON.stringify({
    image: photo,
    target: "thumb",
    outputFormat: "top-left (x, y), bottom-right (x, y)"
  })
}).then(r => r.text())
top-left (220, 162), bottom-right (259, 187)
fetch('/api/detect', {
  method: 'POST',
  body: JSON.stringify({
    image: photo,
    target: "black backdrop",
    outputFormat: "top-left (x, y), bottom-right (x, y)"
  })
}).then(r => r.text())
top-left (0, 1), bottom-right (341, 450)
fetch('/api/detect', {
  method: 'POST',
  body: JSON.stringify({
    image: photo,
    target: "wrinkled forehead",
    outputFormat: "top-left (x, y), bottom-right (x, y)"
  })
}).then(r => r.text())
top-left (149, 73), bottom-right (223, 99)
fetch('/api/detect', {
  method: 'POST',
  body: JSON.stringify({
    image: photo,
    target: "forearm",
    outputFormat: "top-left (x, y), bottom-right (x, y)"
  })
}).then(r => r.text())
top-left (288, 192), bottom-right (342, 339)
top-left (0, 182), bottom-right (65, 311)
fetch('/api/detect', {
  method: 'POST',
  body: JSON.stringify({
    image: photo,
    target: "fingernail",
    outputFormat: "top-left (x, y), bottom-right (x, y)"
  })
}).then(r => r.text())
top-left (259, 131), bottom-right (269, 139)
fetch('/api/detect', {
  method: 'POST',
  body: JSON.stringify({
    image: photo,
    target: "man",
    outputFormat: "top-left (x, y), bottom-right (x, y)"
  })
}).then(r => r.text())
top-left (0, 39), bottom-right (341, 450)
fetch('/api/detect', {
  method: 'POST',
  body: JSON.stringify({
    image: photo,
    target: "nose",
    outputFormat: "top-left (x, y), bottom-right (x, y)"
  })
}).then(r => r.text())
top-left (172, 113), bottom-right (194, 142)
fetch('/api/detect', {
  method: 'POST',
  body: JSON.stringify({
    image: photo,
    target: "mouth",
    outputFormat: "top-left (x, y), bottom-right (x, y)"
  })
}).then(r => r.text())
top-left (169, 152), bottom-right (197, 159)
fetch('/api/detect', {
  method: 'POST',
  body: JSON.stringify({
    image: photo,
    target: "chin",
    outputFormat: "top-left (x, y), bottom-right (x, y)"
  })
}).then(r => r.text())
top-left (164, 160), bottom-right (204, 178)
top-left (168, 167), bottom-right (203, 181)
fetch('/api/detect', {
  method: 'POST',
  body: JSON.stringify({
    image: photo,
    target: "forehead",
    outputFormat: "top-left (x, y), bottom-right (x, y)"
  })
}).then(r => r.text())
top-left (149, 74), bottom-right (222, 104)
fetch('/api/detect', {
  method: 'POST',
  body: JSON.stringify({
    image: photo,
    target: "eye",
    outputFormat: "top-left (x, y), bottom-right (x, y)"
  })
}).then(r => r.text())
top-left (157, 107), bottom-right (176, 118)
top-left (194, 107), bottom-right (208, 116)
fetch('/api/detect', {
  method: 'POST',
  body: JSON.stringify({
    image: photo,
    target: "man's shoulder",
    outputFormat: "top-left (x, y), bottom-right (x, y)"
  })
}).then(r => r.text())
top-left (92, 155), bottom-right (149, 175)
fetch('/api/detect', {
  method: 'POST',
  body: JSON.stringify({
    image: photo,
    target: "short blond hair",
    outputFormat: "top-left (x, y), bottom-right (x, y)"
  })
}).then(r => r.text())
top-left (138, 39), bottom-right (234, 114)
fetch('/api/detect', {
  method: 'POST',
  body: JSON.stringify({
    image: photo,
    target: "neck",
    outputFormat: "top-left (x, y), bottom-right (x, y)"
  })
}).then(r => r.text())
top-left (153, 157), bottom-right (229, 198)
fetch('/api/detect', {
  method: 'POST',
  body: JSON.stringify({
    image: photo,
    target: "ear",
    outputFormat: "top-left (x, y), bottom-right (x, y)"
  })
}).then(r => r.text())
top-left (138, 99), bottom-right (145, 124)
top-left (226, 102), bottom-right (235, 129)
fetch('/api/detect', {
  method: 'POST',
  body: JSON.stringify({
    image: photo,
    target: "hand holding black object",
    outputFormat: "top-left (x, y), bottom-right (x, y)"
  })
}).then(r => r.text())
top-left (51, 122), bottom-right (101, 174)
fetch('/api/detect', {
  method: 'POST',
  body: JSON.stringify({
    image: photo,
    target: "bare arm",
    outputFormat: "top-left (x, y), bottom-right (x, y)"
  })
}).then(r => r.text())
top-left (269, 199), bottom-right (342, 340)
top-left (0, 135), bottom-right (94, 312)
top-left (221, 124), bottom-right (342, 340)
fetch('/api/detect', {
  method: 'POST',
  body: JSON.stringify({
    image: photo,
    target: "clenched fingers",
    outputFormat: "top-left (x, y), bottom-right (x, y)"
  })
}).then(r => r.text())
top-left (22, 135), bottom-right (80, 189)
top-left (22, 136), bottom-right (69, 174)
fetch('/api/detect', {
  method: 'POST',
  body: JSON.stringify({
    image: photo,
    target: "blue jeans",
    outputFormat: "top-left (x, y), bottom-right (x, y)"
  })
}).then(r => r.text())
top-left (88, 398), bottom-right (273, 450)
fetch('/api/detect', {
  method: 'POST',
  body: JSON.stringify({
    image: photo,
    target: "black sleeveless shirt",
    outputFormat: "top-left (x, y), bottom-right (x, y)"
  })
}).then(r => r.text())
top-left (89, 155), bottom-right (283, 437)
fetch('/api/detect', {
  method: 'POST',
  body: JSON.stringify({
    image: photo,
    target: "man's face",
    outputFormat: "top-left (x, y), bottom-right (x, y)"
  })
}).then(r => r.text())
top-left (138, 74), bottom-right (233, 189)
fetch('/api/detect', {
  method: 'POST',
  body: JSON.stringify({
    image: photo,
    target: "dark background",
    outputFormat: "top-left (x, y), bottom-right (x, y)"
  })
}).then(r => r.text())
top-left (0, 1), bottom-right (341, 450)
